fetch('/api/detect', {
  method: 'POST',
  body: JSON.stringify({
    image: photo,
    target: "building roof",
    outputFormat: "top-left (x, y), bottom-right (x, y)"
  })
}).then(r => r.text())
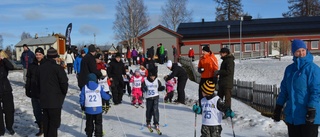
top-left (177, 16), bottom-right (320, 39)
top-left (138, 25), bottom-right (183, 39)
top-left (15, 36), bottom-right (57, 47)
top-left (97, 45), bottom-right (117, 51)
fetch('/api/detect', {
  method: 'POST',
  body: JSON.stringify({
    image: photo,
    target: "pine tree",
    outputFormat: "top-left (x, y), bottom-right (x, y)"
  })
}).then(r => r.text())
top-left (215, 0), bottom-right (244, 21)
top-left (283, 0), bottom-right (320, 17)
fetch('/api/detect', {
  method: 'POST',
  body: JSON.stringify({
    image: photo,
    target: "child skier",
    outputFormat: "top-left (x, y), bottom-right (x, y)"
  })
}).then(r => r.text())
top-left (142, 70), bottom-right (165, 134)
top-left (123, 65), bottom-right (132, 96)
top-left (79, 73), bottom-right (111, 137)
top-left (95, 54), bottom-right (111, 114)
top-left (130, 69), bottom-right (145, 107)
top-left (192, 80), bottom-right (235, 137)
top-left (164, 77), bottom-right (176, 103)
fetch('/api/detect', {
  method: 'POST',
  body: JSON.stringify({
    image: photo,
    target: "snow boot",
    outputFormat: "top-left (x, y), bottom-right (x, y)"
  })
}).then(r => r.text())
top-left (7, 128), bottom-right (15, 135)
top-left (36, 123), bottom-right (43, 136)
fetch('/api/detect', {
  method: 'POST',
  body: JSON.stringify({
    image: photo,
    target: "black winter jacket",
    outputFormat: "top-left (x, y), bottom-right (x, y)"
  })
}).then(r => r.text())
top-left (78, 53), bottom-right (102, 88)
top-left (107, 58), bottom-right (125, 81)
top-left (25, 58), bottom-right (46, 98)
top-left (165, 63), bottom-right (188, 81)
top-left (0, 58), bottom-right (14, 94)
top-left (218, 54), bottom-right (235, 89)
top-left (39, 58), bottom-right (68, 108)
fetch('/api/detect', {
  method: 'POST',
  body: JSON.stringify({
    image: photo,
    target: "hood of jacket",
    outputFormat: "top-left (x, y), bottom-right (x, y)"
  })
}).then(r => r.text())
top-left (292, 51), bottom-right (313, 70)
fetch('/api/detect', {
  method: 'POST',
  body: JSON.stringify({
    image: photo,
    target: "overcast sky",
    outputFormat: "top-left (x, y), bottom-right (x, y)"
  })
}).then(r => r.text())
top-left (0, 0), bottom-right (288, 48)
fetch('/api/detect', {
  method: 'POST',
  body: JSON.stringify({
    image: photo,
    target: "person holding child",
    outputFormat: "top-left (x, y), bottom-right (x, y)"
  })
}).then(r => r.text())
top-left (79, 73), bottom-right (111, 137)
top-left (193, 80), bottom-right (234, 137)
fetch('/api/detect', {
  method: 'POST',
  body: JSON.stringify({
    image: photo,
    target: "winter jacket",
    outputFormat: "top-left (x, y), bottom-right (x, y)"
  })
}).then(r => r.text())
top-left (107, 58), bottom-right (126, 81)
top-left (78, 53), bottom-right (102, 88)
top-left (218, 54), bottom-right (235, 89)
top-left (156, 47), bottom-right (160, 57)
top-left (126, 49), bottom-right (131, 58)
top-left (79, 81), bottom-right (111, 115)
top-left (188, 49), bottom-right (194, 57)
top-left (165, 63), bottom-right (188, 82)
top-left (73, 55), bottom-right (83, 74)
top-left (20, 49), bottom-right (35, 69)
top-left (39, 58), bottom-right (68, 108)
top-left (143, 59), bottom-right (157, 75)
top-left (276, 51), bottom-right (320, 125)
top-left (147, 46), bottom-right (155, 58)
top-left (198, 53), bottom-right (219, 78)
top-left (96, 62), bottom-right (106, 71)
top-left (131, 49), bottom-right (138, 57)
top-left (160, 46), bottom-right (164, 55)
top-left (25, 58), bottom-right (46, 98)
top-left (64, 53), bottom-right (75, 64)
top-left (166, 78), bottom-right (176, 93)
top-left (173, 47), bottom-right (177, 56)
top-left (0, 58), bottom-right (14, 94)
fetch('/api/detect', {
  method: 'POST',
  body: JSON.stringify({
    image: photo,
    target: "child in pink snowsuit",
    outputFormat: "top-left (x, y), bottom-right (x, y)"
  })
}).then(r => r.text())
top-left (164, 77), bottom-right (177, 103)
top-left (130, 69), bottom-right (145, 106)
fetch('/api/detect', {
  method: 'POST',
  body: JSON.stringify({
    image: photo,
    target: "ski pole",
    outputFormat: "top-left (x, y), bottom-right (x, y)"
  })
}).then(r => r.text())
top-left (162, 91), bottom-right (168, 127)
top-left (80, 111), bottom-right (84, 134)
top-left (194, 102), bottom-right (197, 137)
top-left (231, 117), bottom-right (235, 137)
top-left (140, 93), bottom-right (146, 130)
top-left (113, 100), bottom-right (127, 137)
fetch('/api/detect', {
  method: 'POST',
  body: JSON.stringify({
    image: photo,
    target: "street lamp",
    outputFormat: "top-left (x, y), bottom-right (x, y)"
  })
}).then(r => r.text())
top-left (239, 16), bottom-right (243, 63)
top-left (227, 25), bottom-right (231, 48)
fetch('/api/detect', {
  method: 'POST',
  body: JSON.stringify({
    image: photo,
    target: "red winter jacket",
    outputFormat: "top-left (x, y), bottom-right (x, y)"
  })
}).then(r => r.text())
top-left (188, 49), bottom-right (194, 57)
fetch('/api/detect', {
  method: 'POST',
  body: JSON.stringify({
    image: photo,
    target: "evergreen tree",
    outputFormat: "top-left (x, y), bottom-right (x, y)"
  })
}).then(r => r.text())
top-left (283, 0), bottom-right (320, 17)
top-left (215, 0), bottom-right (244, 21)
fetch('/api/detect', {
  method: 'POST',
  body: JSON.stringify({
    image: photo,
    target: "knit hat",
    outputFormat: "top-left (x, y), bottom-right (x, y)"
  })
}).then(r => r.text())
top-left (219, 48), bottom-right (230, 54)
top-left (87, 73), bottom-right (97, 83)
top-left (167, 60), bottom-right (172, 68)
top-left (149, 69), bottom-right (157, 77)
top-left (95, 53), bottom-right (102, 59)
top-left (35, 47), bottom-right (44, 55)
top-left (291, 39), bottom-right (307, 54)
top-left (47, 47), bottom-right (58, 58)
top-left (88, 44), bottom-right (96, 52)
top-left (115, 53), bottom-right (121, 58)
top-left (134, 69), bottom-right (140, 75)
top-left (201, 80), bottom-right (216, 95)
top-left (80, 50), bottom-right (85, 54)
top-left (202, 46), bottom-right (210, 52)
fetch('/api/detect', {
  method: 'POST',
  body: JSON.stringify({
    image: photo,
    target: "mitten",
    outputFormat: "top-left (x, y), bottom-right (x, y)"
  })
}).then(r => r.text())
top-left (163, 75), bottom-right (168, 81)
top-left (158, 86), bottom-right (165, 91)
top-left (306, 107), bottom-right (316, 124)
top-left (192, 104), bottom-right (201, 114)
top-left (81, 105), bottom-right (85, 111)
top-left (142, 86), bottom-right (148, 93)
top-left (225, 108), bottom-right (235, 118)
top-left (272, 105), bottom-right (283, 122)
top-left (197, 68), bottom-right (204, 73)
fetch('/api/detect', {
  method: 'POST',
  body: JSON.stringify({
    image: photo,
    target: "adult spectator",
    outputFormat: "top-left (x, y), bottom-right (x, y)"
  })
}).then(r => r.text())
top-left (188, 47), bottom-right (195, 62)
top-left (159, 43), bottom-right (165, 64)
top-left (64, 49), bottom-right (75, 74)
top-left (104, 51), bottom-right (109, 64)
top-left (164, 60), bottom-right (188, 104)
top-left (197, 46), bottom-right (219, 108)
top-left (147, 46), bottom-right (155, 60)
top-left (164, 49), bottom-right (168, 63)
top-left (20, 44), bottom-right (35, 82)
top-left (215, 48), bottom-right (235, 110)
top-left (156, 44), bottom-right (161, 63)
top-left (78, 44), bottom-right (102, 90)
top-left (0, 50), bottom-right (15, 135)
top-left (107, 53), bottom-right (126, 105)
top-left (273, 39), bottom-right (320, 137)
top-left (131, 47), bottom-right (138, 65)
top-left (143, 54), bottom-right (157, 76)
top-left (126, 46), bottom-right (132, 66)
top-left (172, 45), bottom-right (177, 63)
top-left (25, 47), bottom-right (46, 136)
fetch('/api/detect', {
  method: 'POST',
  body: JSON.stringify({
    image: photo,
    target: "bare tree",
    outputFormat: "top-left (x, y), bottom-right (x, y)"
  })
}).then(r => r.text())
top-left (21, 32), bottom-right (32, 40)
top-left (215, 0), bottom-right (244, 21)
top-left (160, 0), bottom-right (193, 31)
top-left (113, 0), bottom-right (150, 49)
top-left (283, 0), bottom-right (320, 17)
top-left (0, 35), bottom-right (3, 50)
top-left (273, 35), bottom-right (291, 61)
top-left (5, 45), bottom-right (13, 60)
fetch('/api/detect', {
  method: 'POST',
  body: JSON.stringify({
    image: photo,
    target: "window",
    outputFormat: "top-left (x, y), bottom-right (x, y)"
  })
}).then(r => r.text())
top-left (311, 41), bottom-right (319, 49)
top-left (19, 47), bottom-right (22, 52)
top-left (245, 44), bottom-right (252, 51)
top-left (255, 43), bottom-right (260, 51)
top-left (222, 44), bottom-right (229, 48)
top-left (234, 44), bottom-right (240, 52)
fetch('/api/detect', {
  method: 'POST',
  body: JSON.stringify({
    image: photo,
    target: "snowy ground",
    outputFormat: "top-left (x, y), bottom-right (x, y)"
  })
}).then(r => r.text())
top-left (6, 56), bottom-right (320, 137)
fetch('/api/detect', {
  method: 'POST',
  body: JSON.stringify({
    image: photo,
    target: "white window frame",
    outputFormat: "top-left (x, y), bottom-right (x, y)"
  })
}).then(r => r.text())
top-left (255, 43), bottom-right (260, 51)
top-left (234, 44), bottom-right (240, 52)
top-left (311, 41), bottom-right (319, 49)
top-left (245, 43), bottom-right (252, 52)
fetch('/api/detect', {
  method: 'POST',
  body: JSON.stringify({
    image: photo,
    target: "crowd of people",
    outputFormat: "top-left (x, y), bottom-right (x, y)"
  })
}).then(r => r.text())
top-left (0, 39), bottom-right (318, 137)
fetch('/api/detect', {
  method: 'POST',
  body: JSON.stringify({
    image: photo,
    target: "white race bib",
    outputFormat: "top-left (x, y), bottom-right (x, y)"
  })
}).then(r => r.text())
top-left (84, 85), bottom-right (103, 107)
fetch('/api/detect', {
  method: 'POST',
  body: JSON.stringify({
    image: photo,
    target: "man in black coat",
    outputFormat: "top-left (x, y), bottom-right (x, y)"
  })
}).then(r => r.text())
top-left (38, 47), bottom-right (68, 137)
top-left (25, 47), bottom-right (46, 136)
top-left (107, 53), bottom-right (126, 105)
top-left (147, 46), bottom-right (154, 60)
top-left (78, 44), bottom-right (102, 89)
top-left (143, 54), bottom-right (158, 76)
top-left (164, 60), bottom-right (188, 104)
top-left (0, 50), bottom-right (15, 135)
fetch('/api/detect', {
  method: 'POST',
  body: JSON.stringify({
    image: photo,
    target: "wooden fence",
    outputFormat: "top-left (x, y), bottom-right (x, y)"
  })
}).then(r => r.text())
top-left (179, 56), bottom-right (280, 114)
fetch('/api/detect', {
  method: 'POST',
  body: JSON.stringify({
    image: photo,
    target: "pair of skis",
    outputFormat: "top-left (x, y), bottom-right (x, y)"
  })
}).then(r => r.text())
top-left (134, 104), bottom-right (144, 108)
top-left (147, 125), bottom-right (162, 135)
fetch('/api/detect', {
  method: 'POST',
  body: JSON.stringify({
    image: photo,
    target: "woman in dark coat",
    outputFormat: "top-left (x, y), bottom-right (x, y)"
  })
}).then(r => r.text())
top-left (0, 50), bottom-right (15, 135)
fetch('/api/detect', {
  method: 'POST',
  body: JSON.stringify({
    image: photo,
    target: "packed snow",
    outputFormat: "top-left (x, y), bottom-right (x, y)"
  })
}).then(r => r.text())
top-left (6, 56), bottom-right (320, 137)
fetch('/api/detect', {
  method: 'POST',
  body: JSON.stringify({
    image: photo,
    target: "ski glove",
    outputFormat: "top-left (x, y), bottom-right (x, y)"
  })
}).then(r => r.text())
top-left (225, 108), bottom-right (235, 118)
top-left (158, 86), bottom-right (165, 91)
top-left (81, 105), bottom-right (85, 111)
top-left (306, 107), bottom-right (316, 124)
top-left (272, 105), bottom-right (283, 122)
top-left (197, 68), bottom-right (204, 73)
top-left (192, 104), bottom-right (201, 114)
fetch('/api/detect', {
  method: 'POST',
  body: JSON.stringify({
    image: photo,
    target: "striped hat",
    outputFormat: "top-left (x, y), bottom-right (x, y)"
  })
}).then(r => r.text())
top-left (201, 80), bottom-right (216, 95)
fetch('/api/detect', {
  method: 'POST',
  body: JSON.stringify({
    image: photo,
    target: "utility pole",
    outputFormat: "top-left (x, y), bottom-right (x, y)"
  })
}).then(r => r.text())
top-left (227, 25), bottom-right (231, 48)
top-left (94, 33), bottom-right (96, 45)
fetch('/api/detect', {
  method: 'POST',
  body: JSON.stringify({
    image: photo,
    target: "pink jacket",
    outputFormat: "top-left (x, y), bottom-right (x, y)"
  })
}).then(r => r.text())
top-left (166, 78), bottom-right (176, 93)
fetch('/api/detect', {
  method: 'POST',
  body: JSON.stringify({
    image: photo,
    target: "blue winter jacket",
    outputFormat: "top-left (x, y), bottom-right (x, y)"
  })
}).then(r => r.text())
top-left (74, 55), bottom-right (82, 74)
top-left (20, 49), bottom-right (35, 69)
top-left (79, 81), bottom-right (111, 114)
top-left (276, 51), bottom-right (320, 125)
